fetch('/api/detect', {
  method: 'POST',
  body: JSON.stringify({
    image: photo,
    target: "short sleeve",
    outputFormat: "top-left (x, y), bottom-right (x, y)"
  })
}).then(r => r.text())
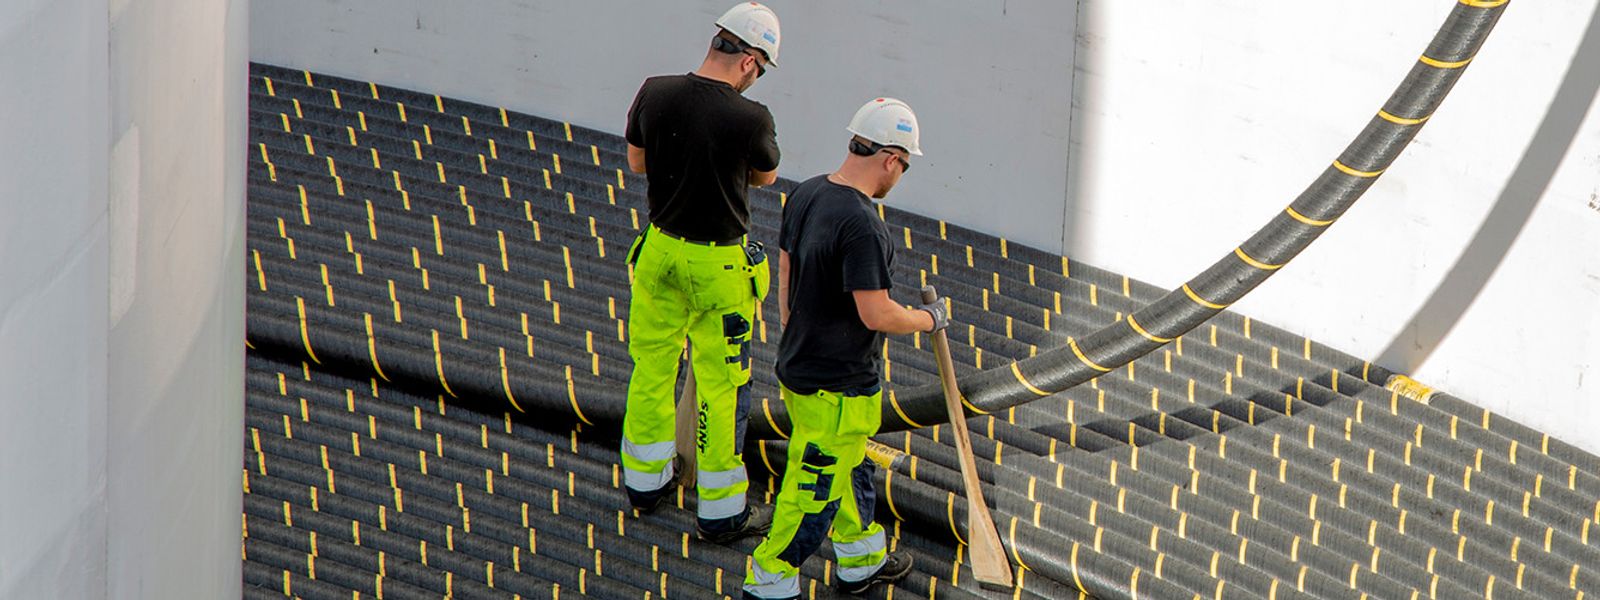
top-left (779, 200), bottom-right (796, 253)
top-left (838, 220), bottom-right (892, 292)
top-left (624, 82), bottom-right (648, 147)
top-left (748, 106), bottom-right (780, 172)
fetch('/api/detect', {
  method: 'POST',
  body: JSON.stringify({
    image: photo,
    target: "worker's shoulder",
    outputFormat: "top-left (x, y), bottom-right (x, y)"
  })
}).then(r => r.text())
top-left (792, 179), bottom-right (878, 230)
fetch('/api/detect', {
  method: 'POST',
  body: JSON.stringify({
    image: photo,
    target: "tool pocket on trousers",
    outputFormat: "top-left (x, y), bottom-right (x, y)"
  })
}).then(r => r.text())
top-left (688, 257), bottom-right (747, 311)
top-left (722, 313), bottom-right (753, 385)
top-left (835, 388), bottom-right (882, 437)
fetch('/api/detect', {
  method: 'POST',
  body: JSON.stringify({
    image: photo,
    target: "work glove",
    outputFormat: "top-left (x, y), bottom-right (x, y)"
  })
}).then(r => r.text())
top-left (919, 299), bottom-right (949, 332)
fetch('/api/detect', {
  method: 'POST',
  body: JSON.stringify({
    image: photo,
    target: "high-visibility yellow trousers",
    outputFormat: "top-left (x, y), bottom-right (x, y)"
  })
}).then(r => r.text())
top-left (621, 224), bottom-right (762, 533)
top-left (744, 385), bottom-right (888, 599)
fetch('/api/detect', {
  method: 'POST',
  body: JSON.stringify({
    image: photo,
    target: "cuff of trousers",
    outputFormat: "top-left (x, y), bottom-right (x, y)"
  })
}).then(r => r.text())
top-left (625, 482), bottom-right (675, 510)
top-left (697, 504), bottom-right (752, 536)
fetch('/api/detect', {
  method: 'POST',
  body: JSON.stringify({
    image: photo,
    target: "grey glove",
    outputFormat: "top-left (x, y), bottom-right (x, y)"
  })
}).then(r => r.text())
top-left (919, 299), bottom-right (949, 332)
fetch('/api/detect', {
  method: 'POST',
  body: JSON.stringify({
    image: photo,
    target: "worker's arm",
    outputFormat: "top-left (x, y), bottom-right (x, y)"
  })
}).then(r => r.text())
top-left (627, 144), bottom-right (647, 174)
top-left (749, 168), bottom-right (777, 187)
top-left (778, 250), bottom-right (791, 327)
top-left (853, 289), bottom-right (935, 335)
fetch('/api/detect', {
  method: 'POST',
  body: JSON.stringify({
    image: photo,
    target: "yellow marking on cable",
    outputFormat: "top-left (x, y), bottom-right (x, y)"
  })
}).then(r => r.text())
top-left (1069, 338), bottom-right (1111, 372)
top-left (365, 313), bottom-right (388, 381)
top-left (1285, 206), bottom-right (1334, 226)
top-left (1182, 284), bottom-right (1226, 309)
top-left (1127, 314), bottom-right (1172, 343)
top-left (297, 297), bottom-right (320, 364)
top-left (1334, 160), bottom-right (1384, 178)
top-left (1234, 247), bottom-right (1283, 270)
top-left (497, 348), bottom-right (524, 412)
top-left (431, 330), bottom-right (456, 397)
top-left (1421, 54), bottom-right (1474, 69)
top-left (1378, 110), bottom-right (1432, 125)
top-left (996, 363), bottom-right (1050, 402)
top-left (563, 365), bottom-right (593, 425)
top-left (264, 77), bottom-right (275, 96)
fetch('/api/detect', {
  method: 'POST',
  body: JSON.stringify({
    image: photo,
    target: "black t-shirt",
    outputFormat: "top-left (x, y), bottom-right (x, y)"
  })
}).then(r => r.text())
top-left (775, 175), bottom-right (896, 395)
top-left (625, 73), bottom-right (780, 241)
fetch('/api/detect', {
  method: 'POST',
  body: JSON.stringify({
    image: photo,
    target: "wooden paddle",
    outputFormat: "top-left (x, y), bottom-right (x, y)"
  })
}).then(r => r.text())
top-left (922, 285), bottom-right (1014, 588)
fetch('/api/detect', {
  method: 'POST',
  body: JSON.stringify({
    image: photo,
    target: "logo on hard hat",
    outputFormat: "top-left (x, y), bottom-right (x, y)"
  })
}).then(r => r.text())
top-left (896, 119), bottom-right (914, 133)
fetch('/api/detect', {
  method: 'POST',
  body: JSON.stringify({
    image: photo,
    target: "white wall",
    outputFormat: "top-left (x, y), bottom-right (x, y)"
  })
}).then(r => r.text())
top-left (0, 0), bottom-right (247, 596)
top-left (1069, 0), bottom-right (1600, 454)
top-left (249, 0), bottom-right (1079, 254)
top-left (250, 0), bottom-right (1600, 455)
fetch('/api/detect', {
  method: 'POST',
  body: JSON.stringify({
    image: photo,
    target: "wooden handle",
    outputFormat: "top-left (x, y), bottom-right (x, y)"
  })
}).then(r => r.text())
top-left (920, 286), bottom-right (1014, 587)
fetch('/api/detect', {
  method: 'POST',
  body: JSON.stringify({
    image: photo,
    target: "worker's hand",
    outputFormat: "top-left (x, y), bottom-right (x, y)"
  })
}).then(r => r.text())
top-left (919, 299), bottom-right (949, 332)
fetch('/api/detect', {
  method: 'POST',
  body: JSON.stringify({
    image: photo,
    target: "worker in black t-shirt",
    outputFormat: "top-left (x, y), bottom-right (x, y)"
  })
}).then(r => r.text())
top-left (619, 2), bottom-right (781, 544)
top-left (743, 98), bottom-right (947, 600)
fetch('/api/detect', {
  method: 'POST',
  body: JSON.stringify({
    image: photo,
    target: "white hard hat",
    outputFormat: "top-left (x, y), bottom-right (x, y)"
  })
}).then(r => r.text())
top-left (846, 97), bottom-right (922, 156)
top-left (715, 2), bottom-right (781, 68)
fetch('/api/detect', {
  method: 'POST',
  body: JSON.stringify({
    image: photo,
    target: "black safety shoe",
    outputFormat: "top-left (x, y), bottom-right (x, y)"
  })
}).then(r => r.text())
top-left (837, 551), bottom-right (914, 595)
top-left (697, 503), bottom-right (773, 544)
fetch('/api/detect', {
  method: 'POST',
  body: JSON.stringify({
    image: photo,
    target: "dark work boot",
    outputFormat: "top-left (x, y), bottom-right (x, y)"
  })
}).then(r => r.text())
top-left (837, 551), bottom-right (914, 595)
top-left (697, 503), bottom-right (773, 544)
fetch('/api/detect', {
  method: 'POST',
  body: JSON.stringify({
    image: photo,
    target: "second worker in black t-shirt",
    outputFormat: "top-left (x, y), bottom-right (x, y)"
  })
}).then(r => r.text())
top-left (743, 98), bottom-right (946, 600)
top-left (618, 2), bottom-right (782, 545)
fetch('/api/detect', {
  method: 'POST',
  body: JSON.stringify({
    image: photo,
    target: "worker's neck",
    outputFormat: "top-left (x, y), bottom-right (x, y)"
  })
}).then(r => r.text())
top-left (693, 59), bottom-right (743, 89)
top-left (829, 164), bottom-right (880, 199)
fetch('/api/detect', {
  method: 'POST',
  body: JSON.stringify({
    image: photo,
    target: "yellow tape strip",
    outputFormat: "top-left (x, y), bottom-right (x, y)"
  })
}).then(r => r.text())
top-left (762, 397), bottom-right (789, 439)
top-left (498, 348), bottom-right (524, 412)
top-left (297, 297), bottom-right (321, 364)
top-left (365, 313), bottom-right (388, 381)
top-left (1127, 314), bottom-right (1173, 344)
top-left (1234, 247), bottom-right (1283, 270)
top-left (884, 470), bottom-right (904, 521)
top-left (1332, 160), bottom-right (1385, 178)
top-left (565, 366), bottom-right (593, 425)
top-left (1011, 362), bottom-right (1051, 396)
top-left (1181, 284), bottom-right (1227, 310)
top-left (1420, 54), bottom-right (1473, 69)
top-left (960, 396), bottom-right (990, 415)
top-left (1285, 206), bottom-right (1334, 227)
top-left (888, 390), bottom-right (926, 428)
top-left (1008, 517), bottom-right (1030, 571)
top-left (945, 492), bottom-right (966, 545)
top-left (432, 330), bottom-right (456, 397)
top-left (1459, 0), bottom-right (1508, 6)
top-left (1069, 338), bottom-right (1112, 373)
top-left (1378, 110), bottom-right (1431, 126)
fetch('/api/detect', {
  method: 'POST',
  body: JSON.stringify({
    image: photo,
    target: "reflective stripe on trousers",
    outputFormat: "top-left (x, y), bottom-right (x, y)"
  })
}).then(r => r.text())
top-left (834, 529), bottom-right (887, 582)
top-left (744, 558), bottom-right (800, 600)
top-left (621, 438), bottom-right (676, 492)
top-left (697, 466), bottom-right (749, 520)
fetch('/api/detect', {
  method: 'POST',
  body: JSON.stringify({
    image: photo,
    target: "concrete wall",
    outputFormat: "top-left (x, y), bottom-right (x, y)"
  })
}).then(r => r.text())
top-left (251, 0), bottom-right (1600, 455)
top-left (1068, 1), bottom-right (1600, 454)
top-left (0, 0), bottom-right (247, 596)
top-left (249, 0), bottom-right (1080, 254)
